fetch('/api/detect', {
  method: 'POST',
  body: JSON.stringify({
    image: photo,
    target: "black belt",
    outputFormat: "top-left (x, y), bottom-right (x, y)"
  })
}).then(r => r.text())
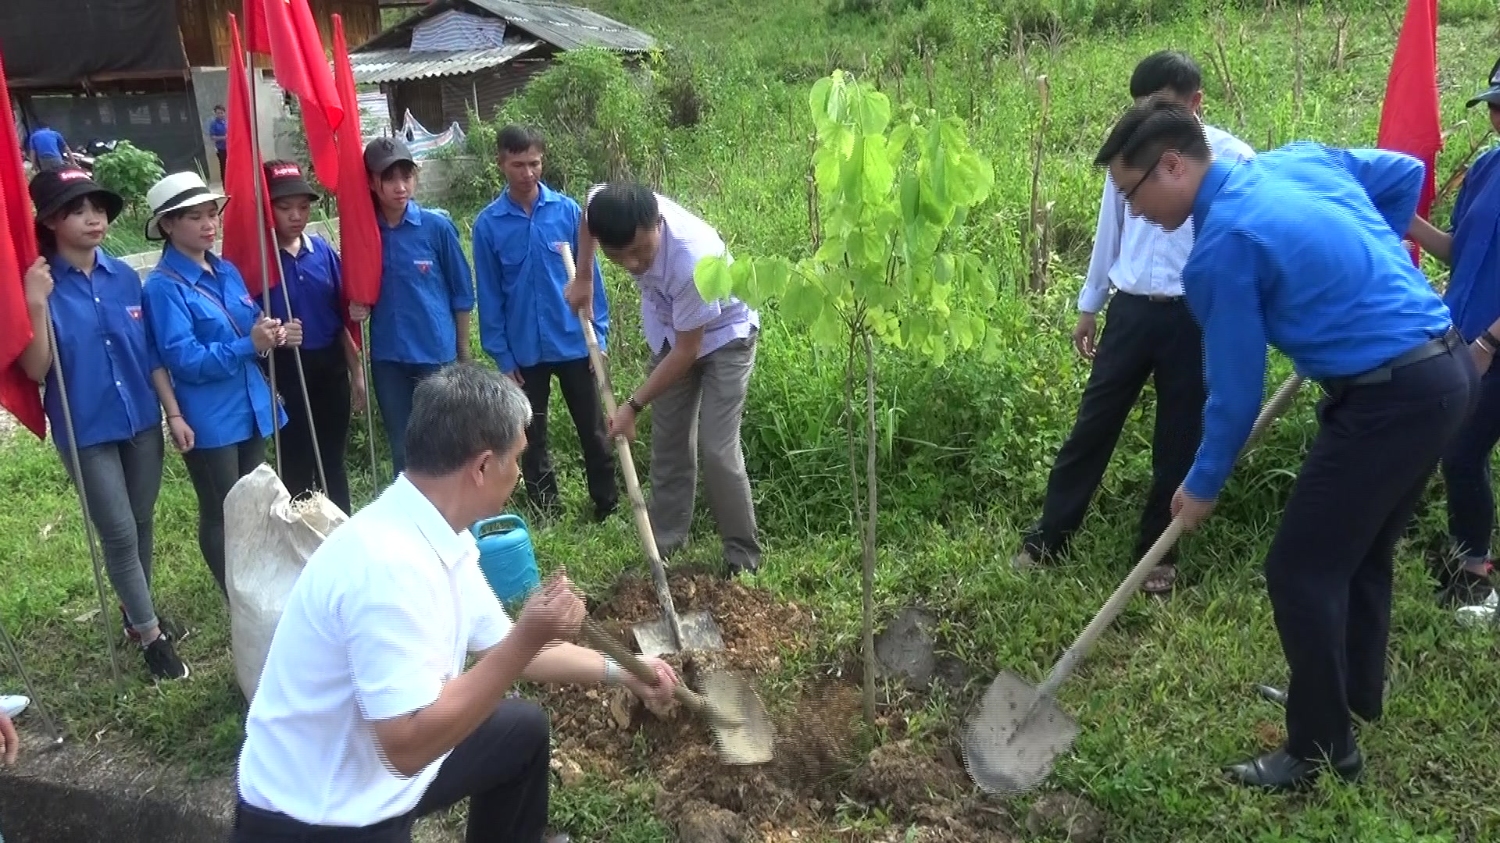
top-left (1317, 327), bottom-right (1463, 394)
top-left (1119, 291), bottom-right (1183, 303)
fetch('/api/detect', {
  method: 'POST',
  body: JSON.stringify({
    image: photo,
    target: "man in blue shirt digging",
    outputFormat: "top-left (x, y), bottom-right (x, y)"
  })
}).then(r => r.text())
top-left (473, 126), bottom-right (618, 522)
top-left (1094, 98), bottom-right (1477, 790)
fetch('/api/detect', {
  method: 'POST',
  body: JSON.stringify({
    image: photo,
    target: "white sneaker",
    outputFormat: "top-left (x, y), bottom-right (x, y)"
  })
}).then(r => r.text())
top-left (1456, 590), bottom-right (1498, 627)
top-left (0, 694), bottom-right (28, 719)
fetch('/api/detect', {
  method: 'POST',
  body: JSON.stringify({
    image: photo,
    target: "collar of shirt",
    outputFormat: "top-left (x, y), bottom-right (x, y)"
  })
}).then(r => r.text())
top-left (160, 243), bottom-right (226, 289)
top-left (380, 199), bottom-right (424, 231)
top-left (279, 233), bottom-right (314, 258)
top-left (46, 246), bottom-right (116, 282)
top-left (1191, 159), bottom-right (1236, 235)
top-left (391, 474), bottom-right (480, 571)
top-left (499, 183), bottom-right (558, 217)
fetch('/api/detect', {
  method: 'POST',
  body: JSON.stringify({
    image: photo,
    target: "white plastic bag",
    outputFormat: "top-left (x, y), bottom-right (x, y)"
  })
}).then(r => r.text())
top-left (224, 464), bottom-right (348, 701)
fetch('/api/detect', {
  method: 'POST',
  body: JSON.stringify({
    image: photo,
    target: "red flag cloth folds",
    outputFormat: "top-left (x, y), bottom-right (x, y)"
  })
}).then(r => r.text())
top-left (245, 0), bottom-right (342, 188)
top-left (221, 13), bottom-right (282, 298)
top-left (0, 49), bottom-right (45, 438)
top-left (1376, 0), bottom-right (1441, 264)
top-left (330, 14), bottom-right (382, 349)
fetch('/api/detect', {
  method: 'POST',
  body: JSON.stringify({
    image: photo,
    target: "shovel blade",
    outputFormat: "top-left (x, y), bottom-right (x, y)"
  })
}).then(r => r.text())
top-left (698, 671), bottom-right (775, 765)
top-left (632, 611), bottom-right (725, 657)
top-left (959, 670), bottom-right (1079, 795)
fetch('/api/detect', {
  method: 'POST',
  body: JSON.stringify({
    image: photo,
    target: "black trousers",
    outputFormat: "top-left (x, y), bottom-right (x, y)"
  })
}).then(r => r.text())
top-left (230, 700), bottom-right (552, 843)
top-left (518, 356), bottom-right (617, 514)
top-left (182, 436), bottom-right (266, 596)
top-left (1271, 345), bottom-right (1475, 759)
top-left (1024, 292), bottom-right (1206, 562)
top-left (269, 345), bottom-right (353, 514)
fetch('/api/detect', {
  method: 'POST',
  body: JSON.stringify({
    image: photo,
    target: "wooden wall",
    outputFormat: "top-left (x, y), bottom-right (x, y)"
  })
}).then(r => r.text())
top-left (176, 0), bottom-right (383, 69)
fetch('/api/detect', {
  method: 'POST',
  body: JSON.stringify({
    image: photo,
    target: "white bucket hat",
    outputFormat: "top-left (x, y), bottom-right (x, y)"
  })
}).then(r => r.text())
top-left (145, 171), bottom-right (229, 241)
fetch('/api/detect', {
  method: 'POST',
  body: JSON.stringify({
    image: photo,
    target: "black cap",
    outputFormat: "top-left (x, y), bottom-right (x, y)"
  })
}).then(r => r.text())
top-left (264, 160), bottom-right (320, 201)
top-left (363, 136), bottom-right (416, 175)
top-left (29, 167), bottom-right (124, 223)
top-left (1467, 57), bottom-right (1500, 108)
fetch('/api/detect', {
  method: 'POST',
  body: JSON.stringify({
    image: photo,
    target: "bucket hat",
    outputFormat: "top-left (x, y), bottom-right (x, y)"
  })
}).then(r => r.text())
top-left (144, 171), bottom-right (229, 241)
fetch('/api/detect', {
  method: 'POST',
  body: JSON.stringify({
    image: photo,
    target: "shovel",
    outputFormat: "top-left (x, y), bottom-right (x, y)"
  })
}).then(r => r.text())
top-left (579, 616), bottom-right (774, 765)
top-left (961, 373), bottom-right (1305, 795)
top-left (557, 244), bottom-right (727, 658)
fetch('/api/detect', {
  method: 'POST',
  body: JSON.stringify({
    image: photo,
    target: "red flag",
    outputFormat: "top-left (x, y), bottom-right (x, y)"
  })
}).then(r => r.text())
top-left (245, 0), bottom-right (342, 188)
top-left (331, 14), bottom-right (382, 348)
top-left (0, 50), bottom-right (45, 438)
top-left (221, 14), bottom-right (282, 297)
top-left (1376, 0), bottom-right (1441, 264)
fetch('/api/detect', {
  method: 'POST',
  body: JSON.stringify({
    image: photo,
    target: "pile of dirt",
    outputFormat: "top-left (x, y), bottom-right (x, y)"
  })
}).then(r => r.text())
top-left (541, 571), bottom-right (1024, 841)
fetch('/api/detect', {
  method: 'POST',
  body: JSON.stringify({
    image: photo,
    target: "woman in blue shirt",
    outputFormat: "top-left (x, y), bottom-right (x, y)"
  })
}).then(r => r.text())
top-left (261, 160), bottom-right (364, 514)
top-left (1408, 59), bottom-right (1500, 611)
top-left (16, 168), bottom-right (190, 681)
top-left (353, 137), bottom-right (474, 478)
top-left (140, 172), bottom-right (301, 597)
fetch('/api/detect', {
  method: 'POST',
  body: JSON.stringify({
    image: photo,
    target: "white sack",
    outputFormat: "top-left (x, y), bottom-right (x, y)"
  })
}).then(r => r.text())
top-left (224, 463), bottom-right (349, 702)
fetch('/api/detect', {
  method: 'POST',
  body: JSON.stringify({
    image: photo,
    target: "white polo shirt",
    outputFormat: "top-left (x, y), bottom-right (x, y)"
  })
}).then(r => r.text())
top-left (236, 476), bottom-right (513, 827)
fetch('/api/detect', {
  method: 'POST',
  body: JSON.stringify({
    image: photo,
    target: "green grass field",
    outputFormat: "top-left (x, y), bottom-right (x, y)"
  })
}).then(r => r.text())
top-left (5, 1), bottom-right (1500, 840)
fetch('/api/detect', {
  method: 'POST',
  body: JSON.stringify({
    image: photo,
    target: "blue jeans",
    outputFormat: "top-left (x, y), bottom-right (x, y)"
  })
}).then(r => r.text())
top-left (370, 360), bottom-right (445, 478)
top-left (1441, 365), bottom-right (1500, 561)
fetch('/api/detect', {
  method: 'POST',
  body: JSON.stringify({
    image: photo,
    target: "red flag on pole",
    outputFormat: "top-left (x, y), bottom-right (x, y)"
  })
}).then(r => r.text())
top-left (0, 49), bottom-right (45, 438)
top-left (1376, 0), bottom-right (1442, 264)
top-left (330, 14), bottom-right (382, 347)
top-left (245, 0), bottom-right (343, 188)
top-left (221, 13), bottom-right (282, 297)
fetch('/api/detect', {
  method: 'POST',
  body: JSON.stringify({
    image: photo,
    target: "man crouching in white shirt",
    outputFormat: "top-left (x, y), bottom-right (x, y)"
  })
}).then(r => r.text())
top-left (232, 362), bottom-right (679, 843)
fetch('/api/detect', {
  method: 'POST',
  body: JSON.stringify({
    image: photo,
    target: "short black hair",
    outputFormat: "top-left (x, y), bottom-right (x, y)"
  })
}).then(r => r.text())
top-left (497, 124), bottom-right (545, 159)
top-left (1129, 51), bottom-right (1202, 100)
top-left (1094, 97), bottom-right (1211, 170)
top-left (214, 104), bottom-right (225, 111)
top-left (586, 183), bottom-right (659, 249)
top-left (35, 194), bottom-right (108, 255)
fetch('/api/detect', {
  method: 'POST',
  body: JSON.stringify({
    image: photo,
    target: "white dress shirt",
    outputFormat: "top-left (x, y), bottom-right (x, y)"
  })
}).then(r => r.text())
top-left (236, 475), bottom-right (513, 827)
top-left (1077, 122), bottom-right (1257, 313)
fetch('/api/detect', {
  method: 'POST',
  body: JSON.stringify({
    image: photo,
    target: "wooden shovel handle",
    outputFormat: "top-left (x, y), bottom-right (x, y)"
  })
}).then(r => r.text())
top-left (579, 616), bottom-right (707, 714)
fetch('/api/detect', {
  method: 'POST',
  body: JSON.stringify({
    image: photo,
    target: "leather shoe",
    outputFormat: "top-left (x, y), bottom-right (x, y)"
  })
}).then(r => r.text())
top-left (544, 832), bottom-right (572, 843)
top-left (1224, 744), bottom-right (1364, 791)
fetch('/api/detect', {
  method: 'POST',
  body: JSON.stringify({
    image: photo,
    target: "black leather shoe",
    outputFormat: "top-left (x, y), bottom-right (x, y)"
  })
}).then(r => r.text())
top-left (1224, 745), bottom-right (1364, 791)
top-left (1253, 683), bottom-right (1385, 724)
top-left (543, 831), bottom-right (572, 843)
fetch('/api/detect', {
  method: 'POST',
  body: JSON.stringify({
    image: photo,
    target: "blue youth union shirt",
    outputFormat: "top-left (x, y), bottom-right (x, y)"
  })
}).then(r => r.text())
top-left (43, 248), bottom-right (162, 450)
top-left (268, 233), bottom-right (345, 352)
top-left (370, 200), bottom-right (474, 365)
top-left (1441, 146), bottom-right (1500, 343)
top-left (1181, 142), bottom-right (1454, 500)
top-left (472, 183), bottom-right (609, 374)
top-left (142, 245), bottom-right (286, 449)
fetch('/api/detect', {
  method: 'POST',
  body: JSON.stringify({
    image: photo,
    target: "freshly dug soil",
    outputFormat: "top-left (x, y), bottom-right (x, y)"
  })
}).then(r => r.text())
top-left (539, 571), bottom-right (1022, 841)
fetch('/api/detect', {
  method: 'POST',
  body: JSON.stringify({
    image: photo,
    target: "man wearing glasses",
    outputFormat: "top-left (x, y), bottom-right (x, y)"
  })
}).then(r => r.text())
top-left (1012, 51), bottom-right (1254, 597)
top-left (1094, 97), bottom-right (1473, 790)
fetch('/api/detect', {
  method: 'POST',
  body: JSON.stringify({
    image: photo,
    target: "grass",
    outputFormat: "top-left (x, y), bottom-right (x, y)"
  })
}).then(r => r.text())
top-left (5, 2), bottom-right (1500, 841)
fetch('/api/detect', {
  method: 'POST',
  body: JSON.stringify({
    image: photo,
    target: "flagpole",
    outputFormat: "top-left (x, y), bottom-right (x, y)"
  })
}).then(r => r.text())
top-left (362, 319), bottom-right (380, 495)
top-left (244, 50), bottom-right (283, 477)
top-left (45, 320), bottom-right (125, 694)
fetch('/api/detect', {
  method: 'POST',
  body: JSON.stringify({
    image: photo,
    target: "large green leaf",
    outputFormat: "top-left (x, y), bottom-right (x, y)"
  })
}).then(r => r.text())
top-left (694, 255), bottom-right (735, 302)
top-left (782, 277), bottom-right (827, 326)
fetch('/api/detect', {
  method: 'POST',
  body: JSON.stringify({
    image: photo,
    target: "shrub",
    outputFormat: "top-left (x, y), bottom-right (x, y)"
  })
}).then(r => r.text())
top-left (91, 141), bottom-right (165, 214)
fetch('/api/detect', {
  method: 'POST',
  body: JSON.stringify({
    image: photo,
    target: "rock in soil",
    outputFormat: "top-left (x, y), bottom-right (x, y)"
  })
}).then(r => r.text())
top-left (666, 798), bottom-right (748, 843)
top-left (1024, 792), bottom-right (1108, 843)
top-left (875, 607), bottom-right (939, 690)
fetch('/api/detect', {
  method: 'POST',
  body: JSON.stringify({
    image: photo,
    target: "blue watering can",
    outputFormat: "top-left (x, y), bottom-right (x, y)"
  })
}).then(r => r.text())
top-left (469, 514), bottom-right (539, 609)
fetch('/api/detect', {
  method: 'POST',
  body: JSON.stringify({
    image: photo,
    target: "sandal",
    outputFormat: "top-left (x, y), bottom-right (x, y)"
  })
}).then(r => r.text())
top-left (1142, 563), bottom-right (1177, 595)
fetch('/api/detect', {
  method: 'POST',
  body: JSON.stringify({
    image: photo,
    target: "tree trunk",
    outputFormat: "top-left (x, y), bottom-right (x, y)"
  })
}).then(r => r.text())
top-left (861, 332), bottom-right (878, 726)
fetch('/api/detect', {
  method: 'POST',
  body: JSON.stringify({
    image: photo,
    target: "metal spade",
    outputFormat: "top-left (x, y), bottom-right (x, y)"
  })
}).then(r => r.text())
top-left (557, 244), bottom-right (726, 658)
top-left (962, 375), bottom-right (1305, 794)
top-left (580, 617), bottom-right (774, 765)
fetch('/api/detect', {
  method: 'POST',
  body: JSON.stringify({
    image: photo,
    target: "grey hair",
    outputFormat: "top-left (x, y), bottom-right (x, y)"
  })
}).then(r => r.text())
top-left (404, 362), bottom-right (532, 475)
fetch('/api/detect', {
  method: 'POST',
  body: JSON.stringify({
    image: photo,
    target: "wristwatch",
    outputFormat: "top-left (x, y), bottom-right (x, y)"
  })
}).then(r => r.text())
top-left (626, 396), bottom-right (645, 414)
top-left (602, 656), bottom-right (622, 686)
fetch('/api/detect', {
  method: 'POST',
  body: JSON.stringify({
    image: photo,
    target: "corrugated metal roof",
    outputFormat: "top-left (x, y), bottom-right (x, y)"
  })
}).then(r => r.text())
top-left (467, 0), bottom-right (656, 52)
top-left (351, 40), bottom-right (544, 84)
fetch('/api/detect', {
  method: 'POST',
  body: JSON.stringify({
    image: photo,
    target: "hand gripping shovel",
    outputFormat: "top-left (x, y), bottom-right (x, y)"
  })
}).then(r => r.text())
top-left (961, 374), bottom-right (1305, 795)
top-left (557, 244), bottom-right (726, 658)
top-left (579, 616), bottom-right (774, 764)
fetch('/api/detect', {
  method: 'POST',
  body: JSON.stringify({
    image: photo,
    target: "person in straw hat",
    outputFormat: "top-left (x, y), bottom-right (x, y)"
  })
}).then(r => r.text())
top-left (139, 171), bottom-right (301, 597)
top-left (14, 166), bottom-right (191, 680)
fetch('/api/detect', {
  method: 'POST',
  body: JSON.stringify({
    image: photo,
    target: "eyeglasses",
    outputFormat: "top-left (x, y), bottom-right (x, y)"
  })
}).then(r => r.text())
top-left (1124, 154), bottom-right (1163, 203)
